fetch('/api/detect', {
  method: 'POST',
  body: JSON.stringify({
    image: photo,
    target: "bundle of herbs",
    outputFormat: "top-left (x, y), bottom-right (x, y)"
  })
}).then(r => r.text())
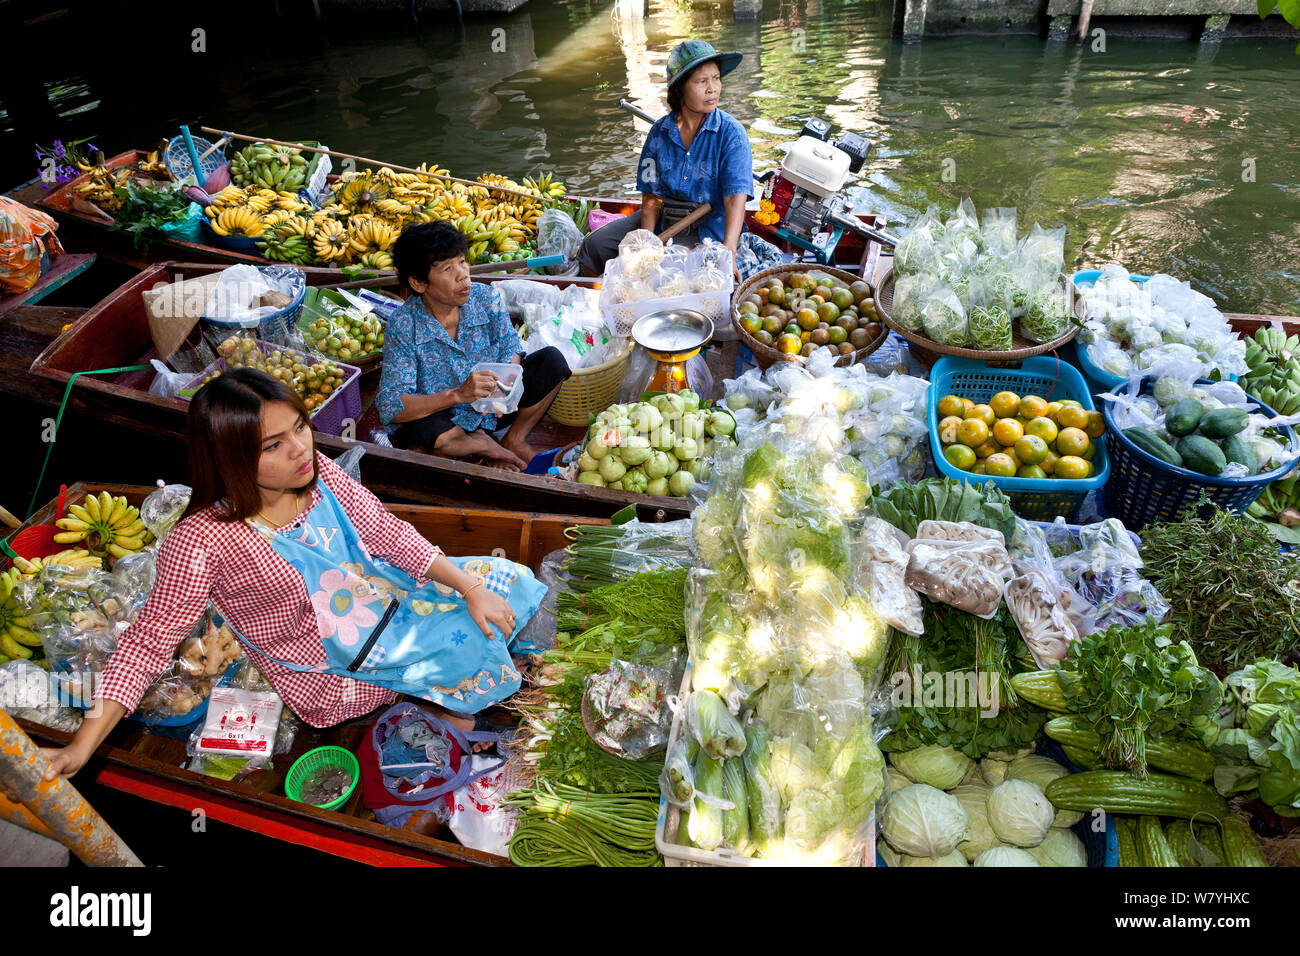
top-left (882, 601), bottom-right (1046, 759)
top-left (108, 182), bottom-right (194, 249)
top-left (554, 566), bottom-right (688, 634)
top-left (874, 478), bottom-right (1017, 541)
top-left (1056, 618), bottom-right (1224, 776)
top-left (1139, 500), bottom-right (1300, 669)
top-left (561, 521), bottom-right (695, 592)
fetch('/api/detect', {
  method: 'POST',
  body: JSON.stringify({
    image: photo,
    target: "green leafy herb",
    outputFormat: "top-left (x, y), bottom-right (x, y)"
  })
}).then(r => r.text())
top-left (875, 478), bottom-right (1017, 542)
top-left (1140, 499), bottom-right (1300, 669)
top-left (108, 182), bottom-right (194, 249)
top-left (1058, 617), bottom-right (1224, 776)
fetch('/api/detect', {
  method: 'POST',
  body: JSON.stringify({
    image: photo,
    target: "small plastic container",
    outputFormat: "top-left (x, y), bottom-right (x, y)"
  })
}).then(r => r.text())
top-left (469, 362), bottom-right (524, 416)
top-left (285, 746), bottom-right (360, 811)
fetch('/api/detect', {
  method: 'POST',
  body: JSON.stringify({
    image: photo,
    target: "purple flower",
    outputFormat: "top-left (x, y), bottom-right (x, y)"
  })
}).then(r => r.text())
top-left (86, 143), bottom-right (98, 152)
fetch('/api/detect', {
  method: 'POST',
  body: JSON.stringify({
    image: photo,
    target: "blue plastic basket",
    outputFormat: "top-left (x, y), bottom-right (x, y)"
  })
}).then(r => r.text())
top-left (1100, 377), bottom-right (1298, 531)
top-left (197, 264), bottom-right (307, 344)
top-left (929, 356), bottom-right (1110, 522)
top-left (1070, 269), bottom-right (1237, 397)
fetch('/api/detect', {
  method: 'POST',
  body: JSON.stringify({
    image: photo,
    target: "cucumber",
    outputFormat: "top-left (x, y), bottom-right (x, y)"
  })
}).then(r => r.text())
top-left (1220, 434), bottom-right (1258, 475)
top-left (1165, 398), bottom-right (1205, 437)
top-left (1044, 771), bottom-right (1229, 821)
top-left (1176, 434), bottom-right (1227, 476)
top-left (1221, 817), bottom-right (1267, 867)
top-left (1198, 407), bottom-right (1249, 439)
top-left (1137, 815), bottom-right (1181, 867)
top-left (1124, 427), bottom-right (1182, 467)
top-left (1042, 717), bottom-right (1218, 780)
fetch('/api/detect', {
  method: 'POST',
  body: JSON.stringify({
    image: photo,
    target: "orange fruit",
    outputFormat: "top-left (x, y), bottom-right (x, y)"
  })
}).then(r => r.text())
top-left (1080, 440), bottom-right (1097, 462)
top-left (1003, 448), bottom-right (1023, 471)
top-left (1054, 455), bottom-right (1089, 480)
top-left (971, 461), bottom-right (988, 475)
top-left (1045, 401), bottom-right (1064, 423)
top-left (1014, 434), bottom-right (1049, 466)
top-left (961, 398), bottom-right (976, 417)
top-left (957, 418), bottom-right (990, 448)
top-left (1055, 426), bottom-right (1090, 457)
top-left (944, 444), bottom-right (977, 471)
top-left (775, 332), bottom-right (802, 354)
top-left (974, 441), bottom-right (1000, 461)
top-left (1058, 399), bottom-right (1084, 410)
top-left (1056, 404), bottom-right (1089, 430)
top-left (1020, 395), bottom-right (1049, 420)
top-left (938, 415), bottom-right (964, 445)
top-left (970, 404), bottom-right (997, 428)
top-left (1040, 449), bottom-right (1059, 475)
top-left (992, 418), bottom-right (1024, 447)
top-left (984, 453), bottom-right (1017, 478)
top-left (1084, 410), bottom-right (1106, 439)
top-left (1026, 416), bottom-right (1060, 445)
top-left (990, 391), bottom-right (1021, 419)
top-left (938, 394), bottom-right (966, 419)
top-left (1017, 465), bottom-right (1047, 479)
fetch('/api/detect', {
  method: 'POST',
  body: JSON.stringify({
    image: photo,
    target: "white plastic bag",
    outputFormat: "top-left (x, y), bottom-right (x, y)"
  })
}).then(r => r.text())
top-left (447, 756), bottom-right (525, 856)
top-left (147, 358), bottom-right (192, 399)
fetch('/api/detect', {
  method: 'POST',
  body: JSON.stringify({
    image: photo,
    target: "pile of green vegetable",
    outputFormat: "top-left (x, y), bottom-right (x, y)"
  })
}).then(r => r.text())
top-left (108, 182), bottom-right (196, 249)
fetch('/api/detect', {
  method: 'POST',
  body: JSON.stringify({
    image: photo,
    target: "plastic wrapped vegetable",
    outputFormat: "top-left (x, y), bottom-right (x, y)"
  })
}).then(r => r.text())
top-left (660, 738), bottom-right (697, 809)
top-left (974, 846), bottom-right (1039, 866)
top-left (687, 749), bottom-right (726, 850)
top-left (1021, 286), bottom-right (1073, 344)
top-left (920, 285), bottom-right (969, 347)
top-left (720, 757), bottom-right (751, 852)
top-left (615, 228), bottom-right (664, 280)
top-left (892, 273), bottom-right (935, 333)
top-left (685, 689), bottom-right (746, 759)
top-left (967, 274), bottom-right (1013, 351)
top-left (743, 718), bottom-right (783, 854)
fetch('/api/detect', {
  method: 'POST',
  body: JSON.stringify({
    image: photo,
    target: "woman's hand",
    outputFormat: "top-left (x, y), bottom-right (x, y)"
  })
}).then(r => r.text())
top-left (455, 370), bottom-right (500, 405)
top-left (39, 742), bottom-right (93, 782)
top-left (465, 585), bottom-right (516, 641)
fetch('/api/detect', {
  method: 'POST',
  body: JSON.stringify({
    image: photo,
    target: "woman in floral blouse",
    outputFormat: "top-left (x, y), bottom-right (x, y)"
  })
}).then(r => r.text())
top-left (376, 222), bottom-right (571, 471)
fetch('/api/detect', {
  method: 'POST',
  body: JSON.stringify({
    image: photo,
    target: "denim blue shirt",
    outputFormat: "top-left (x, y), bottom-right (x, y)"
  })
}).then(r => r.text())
top-left (376, 283), bottom-right (523, 434)
top-left (635, 107), bottom-right (753, 244)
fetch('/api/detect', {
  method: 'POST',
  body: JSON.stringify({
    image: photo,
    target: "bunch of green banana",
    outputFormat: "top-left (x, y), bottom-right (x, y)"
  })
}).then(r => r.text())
top-left (0, 568), bottom-right (39, 663)
top-left (1247, 469), bottom-right (1300, 530)
top-left (53, 491), bottom-right (155, 561)
top-left (230, 143), bottom-right (311, 193)
top-left (256, 219), bottom-right (316, 266)
top-left (1243, 327), bottom-right (1300, 417)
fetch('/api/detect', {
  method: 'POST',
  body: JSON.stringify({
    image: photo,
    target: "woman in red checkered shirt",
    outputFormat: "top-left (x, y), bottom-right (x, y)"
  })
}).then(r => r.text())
top-left (43, 368), bottom-right (526, 781)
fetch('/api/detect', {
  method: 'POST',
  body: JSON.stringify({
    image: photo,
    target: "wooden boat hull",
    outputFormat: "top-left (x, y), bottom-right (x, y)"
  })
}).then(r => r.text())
top-left (9, 482), bottom-right (606, 867)
top-left (27, 261), bottom-right (691, 520)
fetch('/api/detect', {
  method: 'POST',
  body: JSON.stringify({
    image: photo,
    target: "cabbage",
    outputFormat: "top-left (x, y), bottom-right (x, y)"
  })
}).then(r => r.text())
top-left (950, 783), bottom-right (1000, 862)
top-left (987, 779), bottom-right (1055, 848)
top-left (769, 738), bottom-right (825, 803)
top-left (1026, 828), bottom-right (1088, 867)
top-left (878, 842), bottom-right (903, 867)
top-left (882, 784), bottom-right (969, 857)
top-left (980, 758), bottom-right (1011, 787)
top-left (828, 723), bottom-right (886, 819)
top-left (886, 767), bottom-right (913, 793)
top-left (900, 850), bottom-right (969, 867)
top-left (974, 846), bottom-right (1039, 867)
top-left (890, 745), bottom-right (974, 791)
top-left (784, 787), bottom-right (843, 855)
top-left (958, 761), bottom-right (985, 788)
top-left (1007, 755), bottom-right (1084, 828)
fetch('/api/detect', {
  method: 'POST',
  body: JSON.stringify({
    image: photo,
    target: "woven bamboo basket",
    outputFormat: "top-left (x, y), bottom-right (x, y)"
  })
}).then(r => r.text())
top-left (545, 338), bottom-right (636, 426)
top-left (731, 264), bottom-right (887, 371)
top-left (876, 268), bottom-right (1083, 367)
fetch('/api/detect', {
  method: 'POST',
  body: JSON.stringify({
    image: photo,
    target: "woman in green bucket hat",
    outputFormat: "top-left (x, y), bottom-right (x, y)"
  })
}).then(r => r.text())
top-left (578, 40), bottom-right (753, 277)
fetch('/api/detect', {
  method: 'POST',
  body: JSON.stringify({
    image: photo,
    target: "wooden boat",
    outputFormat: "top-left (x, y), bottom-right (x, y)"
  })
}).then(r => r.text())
top-left (24, 261), bottom-right (699, 520)
top-left (8, 482), bottom-right (605, 867)
top-left (19, 149), bottom-right (889, 278)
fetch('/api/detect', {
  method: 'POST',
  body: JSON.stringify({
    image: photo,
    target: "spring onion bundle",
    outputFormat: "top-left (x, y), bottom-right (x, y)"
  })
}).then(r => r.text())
top-left (562, 522), bottom-right (694, 591)
top-left (555, 567), bottom-right (688, 634)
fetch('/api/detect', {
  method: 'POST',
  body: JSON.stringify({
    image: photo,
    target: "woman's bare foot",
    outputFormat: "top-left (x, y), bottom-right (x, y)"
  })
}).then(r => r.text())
top-left (438, 709), bottom-right (493, 752)
top-left (502, 436), bottom-right (540, 466)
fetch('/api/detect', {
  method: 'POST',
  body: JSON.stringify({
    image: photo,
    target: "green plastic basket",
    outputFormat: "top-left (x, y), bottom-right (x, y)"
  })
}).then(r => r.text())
top-left (285, 746), bottom-right (360, 811)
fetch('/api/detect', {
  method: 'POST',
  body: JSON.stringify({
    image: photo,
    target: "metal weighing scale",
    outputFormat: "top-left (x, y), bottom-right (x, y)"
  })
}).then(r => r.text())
top-left (631, 309), bottom-right (714, 395)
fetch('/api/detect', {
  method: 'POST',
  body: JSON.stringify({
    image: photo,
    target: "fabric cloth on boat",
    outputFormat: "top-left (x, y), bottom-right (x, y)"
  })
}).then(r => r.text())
top-left (0, 196), bottom-right (64, 294)
top-left (376, 283), bottom-right (526, 436)
top-left (236, 477), bottom-right (545, 713)
top-left (390, 346), bottom-right (570, 452)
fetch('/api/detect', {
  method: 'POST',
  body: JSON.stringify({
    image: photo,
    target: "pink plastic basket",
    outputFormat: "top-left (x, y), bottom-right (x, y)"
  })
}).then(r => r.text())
top-left (180, 340), bottom-right (362, 437)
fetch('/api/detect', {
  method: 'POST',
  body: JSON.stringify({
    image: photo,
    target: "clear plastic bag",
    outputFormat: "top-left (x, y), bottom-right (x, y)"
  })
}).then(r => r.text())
top-left (0, 660), bottom-right (83, 732)
top-left (536, 208), bottom-right (584, 263)
top-left (904, 537), bottom-right (1012, 619)
top-left (1021, 282), bottom-right (1073, 345)
top-left (684, 687), bottom-right (746, 759)
top-left (920, 285), bottom-right (969, 347)
top-left (891, 273), bottom-right (936, 334)
top-left (967, 274), bottom-right (1013, 351)
top-left (980, 207), bottom-right (1018, 257)
top-left (855, 518), bottom-right (923, 636)
top-left (584, 656), bottom-right (680, 760)
top-left (1053, 519), bottom-right (1169, 632)
top-left (614, 228), bottom-right (664, 280)
top-left (660, 736), bottom-right (697, 809)
top-left (650, 265), bottom-right (690, 299)
top-left (140, 482), bottom-right (191, 540)
top-left (893, 221), bottom-right (940, 276)
top-left (1006, 570), bottom-right (1081, 668)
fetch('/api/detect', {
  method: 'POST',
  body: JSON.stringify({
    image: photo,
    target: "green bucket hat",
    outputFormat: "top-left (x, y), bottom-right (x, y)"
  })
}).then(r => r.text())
top-left (665, 40), bottom-right (743, 89)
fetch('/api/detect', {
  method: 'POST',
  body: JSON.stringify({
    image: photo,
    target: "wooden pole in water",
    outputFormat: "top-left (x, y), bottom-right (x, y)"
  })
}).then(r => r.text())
top-left (198, 127), bottom-right (545, 204)
top-left (0, 706), bottom-right (142, 866)
top-left (1077, 0), bottom-right (1095, 43)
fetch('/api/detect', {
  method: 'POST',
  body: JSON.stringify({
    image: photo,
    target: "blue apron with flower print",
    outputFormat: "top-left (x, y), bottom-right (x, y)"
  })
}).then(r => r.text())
top-left (239, 481), bottom-right (545, 714)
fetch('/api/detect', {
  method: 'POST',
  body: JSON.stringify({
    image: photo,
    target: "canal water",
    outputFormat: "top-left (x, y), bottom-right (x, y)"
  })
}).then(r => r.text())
top-left (10, 0), bottom-right (1299, 313)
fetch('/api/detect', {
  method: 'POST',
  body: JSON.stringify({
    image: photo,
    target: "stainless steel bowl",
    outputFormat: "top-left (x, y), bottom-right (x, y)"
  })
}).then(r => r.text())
top-left (631, 309), bottom-right (714, 355)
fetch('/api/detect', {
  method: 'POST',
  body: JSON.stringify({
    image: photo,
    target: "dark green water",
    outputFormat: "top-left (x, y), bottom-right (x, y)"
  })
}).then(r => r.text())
top-left (10, 0), bottom-right (1299, 312)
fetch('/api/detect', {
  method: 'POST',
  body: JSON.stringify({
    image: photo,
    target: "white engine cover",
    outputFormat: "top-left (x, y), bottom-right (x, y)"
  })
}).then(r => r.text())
top-left (779, 136), bottom-right (851, 198)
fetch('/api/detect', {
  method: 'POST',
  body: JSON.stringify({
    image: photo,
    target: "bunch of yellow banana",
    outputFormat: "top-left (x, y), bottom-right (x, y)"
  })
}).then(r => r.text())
top-left (347, 218), bottom-right (398, 256)
top-left (71, 160), bottom-right (129, 212)
top-left (53, 492), bottom-right (154, 561)
top-left (10, 552), bottom-right (102, 578)
top-left (257, 217), bottom-right (316, 266)
top-left (522, 171), bottom-right (566, 199)
top-left (0, 568), bottom-right (39, 662)
top-left (358, 251), bottom-right (394, 269)
top-left (467, 240), bottom-right (491, 263)
top-left (210, 207), bottom-right (266, 238)
top-left (207, 185), bottom-right (249, 210)
top-left (312, 218), bottom-right (348, 262)
top-left (137, 149), bottom-right (171, 178)
top-left (230, 143), bottom-right (311, 192)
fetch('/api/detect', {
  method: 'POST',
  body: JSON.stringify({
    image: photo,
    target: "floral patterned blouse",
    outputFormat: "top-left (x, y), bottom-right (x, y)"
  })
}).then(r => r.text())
top-left (376, 283), bottom-right (524, 435)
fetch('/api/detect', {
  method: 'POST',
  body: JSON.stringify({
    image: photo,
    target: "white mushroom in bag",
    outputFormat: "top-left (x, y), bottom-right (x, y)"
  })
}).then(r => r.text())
top-left (1005, 570), bottom-right (1081, 669)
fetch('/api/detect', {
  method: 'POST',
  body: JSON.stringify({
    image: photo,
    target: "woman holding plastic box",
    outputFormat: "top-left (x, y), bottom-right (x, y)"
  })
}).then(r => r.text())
top-left (377, 221), bottom-right (571, 471)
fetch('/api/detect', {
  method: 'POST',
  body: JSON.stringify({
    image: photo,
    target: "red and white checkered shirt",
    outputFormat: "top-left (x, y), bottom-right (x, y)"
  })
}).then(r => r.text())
top-left (95, 451), bottom-right (442, 728)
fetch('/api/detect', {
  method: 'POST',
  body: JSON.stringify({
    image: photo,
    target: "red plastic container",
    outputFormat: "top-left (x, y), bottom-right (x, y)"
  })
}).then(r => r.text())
top-left (5, 485), bottom-right (68, 561)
